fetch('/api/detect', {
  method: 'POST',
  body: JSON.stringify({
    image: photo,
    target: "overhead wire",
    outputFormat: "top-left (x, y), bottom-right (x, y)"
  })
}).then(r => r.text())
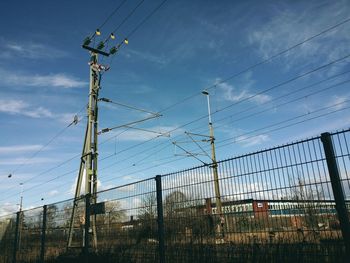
top-left (97, 77), bottom-right (350, 177)
top-left (109, 0), bottom-right (146, 38)
top-left (2, 52), bottom-right (349, 203)
top-left (2, 10), bottom-right (349, 205)
top-left (157, 16), bottom-right (350, 114)
top-left (99, 53), bottom-right (350, 164)
top-left (97, 15), bottom-right (350, 163)
top-left (97, 0), bottom-right (128, 32)
top-left (144, 81), bottom-right (350, 165)
top-left (1, 104), bottom-right (86, 188)
top-left (8, 82), bottom-right (350, 205)
top-left (94, 101), bottom-right (350, 186)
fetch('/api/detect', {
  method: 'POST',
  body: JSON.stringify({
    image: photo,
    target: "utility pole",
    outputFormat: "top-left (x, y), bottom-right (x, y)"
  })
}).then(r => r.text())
top-left (202, 90), bottom-right (224, 238)
top-left (67, 43), bottom-right (109, 250)
top-left (19, 183), bottom-right (23, 212)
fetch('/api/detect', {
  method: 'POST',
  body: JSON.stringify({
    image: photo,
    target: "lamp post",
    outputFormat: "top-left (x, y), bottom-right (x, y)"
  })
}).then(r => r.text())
top-left (202, 90), bottom-right (224, 237)
top-left (19, 183), bottom-right (24, 212)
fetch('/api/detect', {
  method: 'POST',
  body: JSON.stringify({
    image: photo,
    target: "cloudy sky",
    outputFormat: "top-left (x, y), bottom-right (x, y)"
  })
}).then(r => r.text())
top-left (1, 0), bottom-right (350, 214)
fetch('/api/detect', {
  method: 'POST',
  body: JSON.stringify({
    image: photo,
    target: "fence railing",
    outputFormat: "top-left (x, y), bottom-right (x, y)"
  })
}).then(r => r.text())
top-left (1, 129), bottom-right (350, 263)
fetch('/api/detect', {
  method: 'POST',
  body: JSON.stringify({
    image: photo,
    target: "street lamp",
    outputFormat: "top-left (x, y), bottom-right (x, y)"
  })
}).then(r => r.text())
top-left (202, 90), bottom-right (224, 237)
top-left (19, 183), bottom-right (24, 211)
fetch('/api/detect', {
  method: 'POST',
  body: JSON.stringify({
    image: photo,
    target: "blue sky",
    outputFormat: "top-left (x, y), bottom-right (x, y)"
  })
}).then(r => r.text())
top-left (1, 0), bottom-right (350, 214)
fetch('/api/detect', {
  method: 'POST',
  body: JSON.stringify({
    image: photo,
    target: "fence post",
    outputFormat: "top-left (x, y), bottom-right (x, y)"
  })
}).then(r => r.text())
top-left (155, 175), bottom-right (166, 263)
top-left (40, 205), bottom-right (47, 263)
top-left (321, 132), bottom-right (350, 255)
top-left (84, 194), bottom-right (91, 257)
top-left (12, 211), bottom-right (21, 263)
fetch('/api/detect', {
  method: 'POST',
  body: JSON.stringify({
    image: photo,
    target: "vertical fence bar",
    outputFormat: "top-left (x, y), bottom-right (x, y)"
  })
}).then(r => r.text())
top-left (155, 175), bottom-right (165, 263)
top-left (84, 194), bottom-right (91, 256)
top-left (321, 132), bottom-right (350, 255)
top-left (12, 212), bottom-right (20, 263)
top-left (40, 205), bottom-right (47, 263)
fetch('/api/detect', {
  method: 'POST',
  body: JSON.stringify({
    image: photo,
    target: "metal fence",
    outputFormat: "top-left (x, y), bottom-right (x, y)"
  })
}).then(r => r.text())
top-left (1, 130), bottom-right (350, 263)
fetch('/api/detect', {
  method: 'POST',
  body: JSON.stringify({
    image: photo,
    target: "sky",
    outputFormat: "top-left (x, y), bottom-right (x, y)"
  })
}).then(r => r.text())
top-left (1, 0), bottom-right (350, 215)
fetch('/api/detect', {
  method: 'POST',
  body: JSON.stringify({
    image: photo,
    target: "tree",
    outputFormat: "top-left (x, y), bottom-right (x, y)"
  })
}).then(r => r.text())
top-left (289, 175), bottom-right (327, 234)
top-left (46, 204), bottom-right (58, 229)
top-left (135, 194), bottom-right (158, 243)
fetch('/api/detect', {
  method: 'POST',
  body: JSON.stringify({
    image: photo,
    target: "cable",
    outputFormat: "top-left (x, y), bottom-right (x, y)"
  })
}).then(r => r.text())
top-left (127, 0), bottom-right (169, 39)
top-left (2, 57), bottom-right (347, 202)
top-left (130, 74), bottom-right (349, 167)
top-left (100, 97), bottom-right (160, 115)
top-left (196, 78), bottom-right (350, 137)
top-left (157, 16), bottom-right (350, 114)
top-left (110, 0), bottom-right (145, 36)
top-left (2, 16), bottom-right (349, 203)
top-left (1, 1), bottom-right (171, 204)
top-left (97, 16), bottom-right (350, 165)
top-left (9, 99), bottom-right (350, 205)
top-left (2, 105), bottom-right (85, 183)
top-left (96, 96), bottom-right (350, 183)
top-left (217, 105), bottom-right (350, 150)
top-left (94, 58), bottom-right (350, 173)
top-left (98, 0), bottom-right (128, 31)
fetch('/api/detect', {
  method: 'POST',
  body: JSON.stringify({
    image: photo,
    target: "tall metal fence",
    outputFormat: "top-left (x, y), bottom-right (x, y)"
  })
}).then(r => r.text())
top-left (1, 129), bottom-right (350, 263)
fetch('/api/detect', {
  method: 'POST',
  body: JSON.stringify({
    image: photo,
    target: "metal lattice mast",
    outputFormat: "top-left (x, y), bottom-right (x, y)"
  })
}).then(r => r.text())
top-left (67, 52), bottom-right (102, 250)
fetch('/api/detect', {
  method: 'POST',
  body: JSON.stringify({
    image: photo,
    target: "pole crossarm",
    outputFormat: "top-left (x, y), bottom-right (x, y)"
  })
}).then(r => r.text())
top-left (122, 125), bottom-right (170, 137)
top-left (99, 97), bottom-right (161, 116)
top-left (185, 132), bottom-right (212, 160)
top-left (98, 115), bottom-right (161, 135)
top-left (184, 131), bottom-right (212, 138)
top-left (172, 141), bottom-right (208, 165)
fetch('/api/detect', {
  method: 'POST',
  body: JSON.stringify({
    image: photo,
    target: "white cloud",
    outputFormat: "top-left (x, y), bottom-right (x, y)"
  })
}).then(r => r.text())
top-left (0, 99), bottom-right (84, 124)
top-left (0, 144), bottom-right (42, 155)
top-left (1, 41), bottom-right (67, 60)
top-left (236, 134), bottom-right (270, 147)
top-left (118, 184), bottom-right (135, 192)
top-left (124, 49), bottom-right (168, 66)
top-left (48, 190), bottom-right (59, 197)
top-left (0, 157), bottom-right (57, 165)
top-left (216, 74), bottom-right (271, 105)
top-left (0, 68), bottom-right (87, 89)
top-left (0, 202), bottom-right (18, 217)
top-left (327, 95), bottom-right (349, 110)
top-left (247, 2), bottom-right (350, 69)
top-left (0, 99), bottom-right (54, 118)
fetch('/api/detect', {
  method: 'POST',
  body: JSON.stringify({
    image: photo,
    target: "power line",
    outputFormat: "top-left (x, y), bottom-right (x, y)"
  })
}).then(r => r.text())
top-left (93, 58), bottom-right (350, 176)
top-left (133, 76), bottom-right (350, 166)
top-left (110, 0), bottom-right (146, 37)
top-left (97, 0), bottom-right (128, 31)
top-left (157, 16), bottom-right (350, 114)
top-left (95, 16), bottom-right (350, 166)
top-left (16, 90), bottom-right (350, 203)
top-left (127, 0), bottom-right (169, 39)
top-left (2, 15), bottom-right (349, 203)
top-left (199, 78), bottom-right (350, 136)
top-left (1, 105), bottom-right (86, 185)
top-left (2, 55), bottom-right (348, 202)
top-left (217, 104), bottom-right (350, 150)
top-left (11, 99), bottom-right (350, 205)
